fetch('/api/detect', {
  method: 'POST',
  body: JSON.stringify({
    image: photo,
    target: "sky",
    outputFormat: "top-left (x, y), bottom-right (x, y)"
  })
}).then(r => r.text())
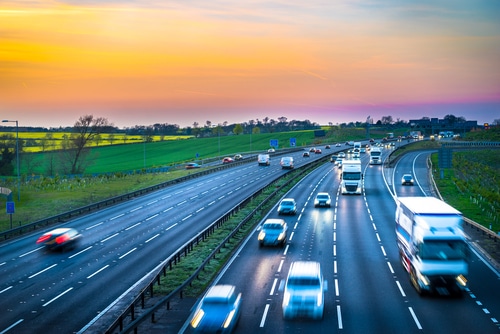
top-left (1, 0), bottom-right (499, 129)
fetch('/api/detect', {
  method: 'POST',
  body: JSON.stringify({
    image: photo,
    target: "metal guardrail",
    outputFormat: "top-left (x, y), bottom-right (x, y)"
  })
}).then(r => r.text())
top-left (81, 155), bottom-right (329, 334)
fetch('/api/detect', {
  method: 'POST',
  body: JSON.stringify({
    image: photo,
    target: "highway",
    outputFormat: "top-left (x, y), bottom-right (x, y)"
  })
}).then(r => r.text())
top-left (0, 148), bottom-right (328, 334)
top-left (178, 147), bottom-right (500, 333)
top-left (1, 142), bottom-right (499, 333)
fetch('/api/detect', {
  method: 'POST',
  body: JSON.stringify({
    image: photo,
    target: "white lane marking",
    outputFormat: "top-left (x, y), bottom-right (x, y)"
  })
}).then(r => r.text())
top-left (409, 307), bottom-right (422, 329)
top-left (333, 245), bottom-right (336, 257)
top-left (42, 287), bottom-right (73, 307)
top-left (87, 265), bottom-right (109, 279)
top-left (289, 232), bottom-right (295, 241)
top-left (335, 279), bottom-right (340, 297)
top-left (334, 260), bottom-right (337, 274)
top-left (178, 200), bottom-right (187, 206)
top-left (337, 305), bottom-right (343, 329)
top-left (278, 259), bottom-right (284, 273)
top-left (0, 262), bottom-right (5, 266)
top-left (0, 319), bottom-right (24, 334)
top-left (146, 234), bottom-right (160, 243)
top-left (333, 232), bottom-right (336, 242)
top-left (196, 207), bottom-right (204, 213)
top-left (387, 261), bottom-right (394, 274)
top-left (69, 246), bottom-right (93, 259)
top-left (376, 233), bottom-right (381, 242)
top-left (119, 248), bottom-right (137, 259)
top-left (146, 214), bottom-right (159, 221)
top-left (86, 222), bottom-right (104, 230)
top-left (396, 281), bottom-right (406, 297)
top-left (260, 304), bottom-right (270, 327)
top-left (380, 246), bottom-right (387, 257)
top-left (19, 247), bottom-right (43, 258)
top-left (483, 308), bottom-right (490, 314)
top-left (208, 201), bottom-right (216, 206)
top-left (147, 200), bottom-right (158, 205)
top-left (29, 263), bottom-right (58, 279)
top-left (101, 233), bottom-right (119, 243)
top-left (166, 223), bottom-right (178, 231)
top-left (181, 214), bottom-right (192, 221)
top-left (270, 278), bottom-right (278, 295)
top-left (0, 286), bottom-right (13, 294)
top-left (283, 244), bottom-right (289, 255)
top-left (110, 213), bottom-right (124, 220)
top-left (163, 207), bottom-right (173, 213)
top-left (125, 222), bottom-right (141, 230)
top-left (130, 206), bottom-right (142, 212)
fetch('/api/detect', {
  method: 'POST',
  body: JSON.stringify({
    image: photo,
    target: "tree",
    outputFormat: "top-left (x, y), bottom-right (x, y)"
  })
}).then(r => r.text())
top-left (66, 115), bottom-right (112, 174)
top-left (233, 124), bottom-right (244, 135)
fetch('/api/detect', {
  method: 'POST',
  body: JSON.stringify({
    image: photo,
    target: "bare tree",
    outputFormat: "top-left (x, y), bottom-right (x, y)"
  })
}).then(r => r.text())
top-left (66, 115), bottom-right (112, 174)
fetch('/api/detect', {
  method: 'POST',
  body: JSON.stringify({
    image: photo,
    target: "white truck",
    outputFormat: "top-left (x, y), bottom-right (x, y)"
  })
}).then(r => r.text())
top-left (369, 147), bottom-right (382, 165)
top-left (341, 159), bottom-right (362, 195)
top-left (395, 197), bottom-right (469, 296)
top-left (280, 156), bottom-right (294, 169)
top-left (258, 154), bottom-right (270, 166)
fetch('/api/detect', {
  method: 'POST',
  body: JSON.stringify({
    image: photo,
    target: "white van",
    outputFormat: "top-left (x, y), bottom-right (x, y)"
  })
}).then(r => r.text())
top-left (281, 261), bottom-right (327, 320)
top-left (258, 154), bottom-right (270, 166)
top-left (280, 156), bottom-right (294, 169)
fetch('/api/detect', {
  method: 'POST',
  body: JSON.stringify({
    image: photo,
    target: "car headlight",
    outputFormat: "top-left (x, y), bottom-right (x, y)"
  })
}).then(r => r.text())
top-left (223, 310), bottom-right (236, 328)
top-left (258, 232), bottom-right (265, 240)
top-left (283, 291), bottom-right (290, 306)
top-left (317, 291), bottom-right (323, 307)
top-left (456, 274), bottom-right (467, 287)
top-left (277, 232), bottom-right (286, 241)
top-left (416, 271), bottom-right (430, 286)
top-left (190, 309), bottom-right (205, 328)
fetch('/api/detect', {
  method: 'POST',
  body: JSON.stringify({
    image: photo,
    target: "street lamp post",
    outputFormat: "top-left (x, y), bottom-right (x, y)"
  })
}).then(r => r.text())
top-left (2, 120), bottom-right (20, 201)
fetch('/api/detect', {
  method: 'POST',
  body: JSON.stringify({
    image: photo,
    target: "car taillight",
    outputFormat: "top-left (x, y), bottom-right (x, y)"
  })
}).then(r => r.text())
top-left (55, 234), bottom-right (70, 244)
top-left (37, 234), bottom-right (52, 244)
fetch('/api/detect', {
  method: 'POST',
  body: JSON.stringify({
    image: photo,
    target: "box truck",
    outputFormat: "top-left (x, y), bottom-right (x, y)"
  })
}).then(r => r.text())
top-left (395, 196), bottom-right (469, 296)
top-left (341, 159), bottom-right (362, 195)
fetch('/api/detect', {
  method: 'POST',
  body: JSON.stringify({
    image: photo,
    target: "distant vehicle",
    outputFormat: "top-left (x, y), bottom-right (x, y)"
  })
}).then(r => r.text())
top-left (315, 149), bottom-right (322, 154)
top-left (258, 154), bottom-right (270, 166)
top-left (338, 152), bottom-right (346, 158)
top-left (309, 147), bottom-right (316, 152)
top-left (280, 156), bottom-right (294, 169)
top-left (335, 143), bottom-right (341, 147)
top-left (281, 261), bottom-right (327, 320)
top-left (278, 198), bottom-right (297, 215)
top-left (302, 151), bottom-right (310, 157)
top-left (258, 218), bottom-right (288, 247)
top-left (234, 154), bottom-right (243, 160)
top-left (189, 284), bottom-right (242, 332)
top-left (185, 162), bottom-right (201, 169)
top-left (360, 147), bottom-right (366, 153)
top-left (37, 228), bottom-right (81, 251)
top-left (222, 157), bottom-right (234, 164)
top-left (330, 154), bottom-right (337, 163)
top-left (401, 174), bottom-right (414, 185)
top-left (396, 197), bottom-right (469, 296)
top-left (314, 192), bottom-right (331, 207)
top-left (336, 157), bottom-right (343, 168)
top-left (325, 145), bottom-right (331, 149)
top-left (268, 148), bottom-right (276, 153)
top-left (369, 147), bottom-right (382, 165)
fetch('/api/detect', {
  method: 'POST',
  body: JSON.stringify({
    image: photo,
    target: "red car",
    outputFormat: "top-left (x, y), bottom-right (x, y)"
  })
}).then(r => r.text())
top-left (222, 157), bottom-right (234, 164)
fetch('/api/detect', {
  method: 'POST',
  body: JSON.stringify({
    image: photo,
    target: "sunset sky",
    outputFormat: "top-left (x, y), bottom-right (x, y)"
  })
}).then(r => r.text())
top-left (1, 0), bottom-right (499, 129)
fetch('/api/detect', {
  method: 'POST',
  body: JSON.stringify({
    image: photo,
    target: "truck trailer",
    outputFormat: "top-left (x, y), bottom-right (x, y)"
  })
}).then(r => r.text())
top-left (341, 159), bottom-right (362, 195)
top-left (395, 196), bottom-right (469, 296)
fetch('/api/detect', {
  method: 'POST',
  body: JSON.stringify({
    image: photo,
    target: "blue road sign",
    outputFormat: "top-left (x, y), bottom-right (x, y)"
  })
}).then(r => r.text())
top-left (290, 138), bottom-right (296, 147)
top-left (6, 201), bottom-right (15, 214)
top-left (270, 139), bottom-right (278, 148)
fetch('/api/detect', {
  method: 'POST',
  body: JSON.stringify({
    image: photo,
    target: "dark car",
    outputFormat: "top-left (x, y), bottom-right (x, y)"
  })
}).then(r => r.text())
top-left (258, 219), bottom-right (288, 247)
top-left (185, 162), bottom-right (201, 169)
top-left (36, 227), bottom-right (81, 251)
top-left (401, 174), bottom-right (414, 185)
top-left (190, 285), bottom-right (242, 333)
top-left (303, 151), bottom-right (310, 157)
top-left (277, 198), bottom-right (297, 215)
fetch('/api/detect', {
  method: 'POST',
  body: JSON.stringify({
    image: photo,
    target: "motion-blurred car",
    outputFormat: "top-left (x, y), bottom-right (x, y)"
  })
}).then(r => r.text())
top-left (278, 198), bottom-right (297, 215)
top-left (281, 261), bottom-right (327, 320)
top-left (268, 148), bottom-right (276, 153)
top-left (315, 149), bottom-right (322, 154)
top-left (233, 154), bottom-right (243, 160)
top-left (190, 284), bottom-right (242, 333)
top-left (302, 151), bottom-right (310, 157)
top-left (309, 147), bottom-right (316, 152)
top-left (336, 157), bottom-right (343, 168)
top-left (36, 227), bottom-right (81, 251)
top-left (314, 192), bottom-right (331, 208)
top-left (258, 219), bottom-right (288, 247)
top-left (325, 145), bottom-right (331, 149)
top-left (330, 155), bottom-right (338, 163)
top-left (222, 157), bottom-right (234, 164)
top-left (335, 143), bottom-right (341, 147)
top-left (401, 174), bottom-right (414, 186)
top-left (185, 162), bottom-right (201, 169)
top-left (338, 152), bottom-right (346, 158)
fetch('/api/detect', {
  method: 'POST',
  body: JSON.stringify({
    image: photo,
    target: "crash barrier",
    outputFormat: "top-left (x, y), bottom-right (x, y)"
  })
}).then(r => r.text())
top-left (441, 141), bottom-right (500, 148)
top-left (81, 156), bottom-right (330, 333)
